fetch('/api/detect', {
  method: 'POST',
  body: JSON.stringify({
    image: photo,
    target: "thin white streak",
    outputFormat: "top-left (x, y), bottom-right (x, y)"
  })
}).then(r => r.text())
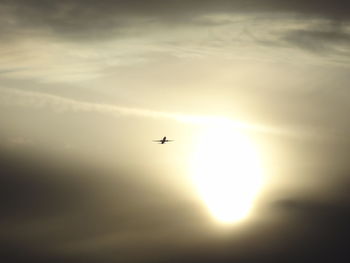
top-left (0, 87), bottom-right (289, 135)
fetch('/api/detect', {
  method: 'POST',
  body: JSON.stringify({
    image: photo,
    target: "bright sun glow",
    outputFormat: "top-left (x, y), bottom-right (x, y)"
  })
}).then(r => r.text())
top-left (191, 121), bottom-right (264, 223)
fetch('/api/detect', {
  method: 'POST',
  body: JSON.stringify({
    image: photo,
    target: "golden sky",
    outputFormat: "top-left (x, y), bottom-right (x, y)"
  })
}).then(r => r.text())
top-left (1, 1), bottom-right (350, 262)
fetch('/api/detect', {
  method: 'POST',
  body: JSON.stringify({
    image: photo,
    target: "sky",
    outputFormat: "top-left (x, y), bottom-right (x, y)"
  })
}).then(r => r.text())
top-left (1, 1), bottom-right (350, 262)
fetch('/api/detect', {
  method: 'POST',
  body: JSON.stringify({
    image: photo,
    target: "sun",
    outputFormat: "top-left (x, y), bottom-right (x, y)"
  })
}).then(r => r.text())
top-left (190, 122), bottom-right (264, 223)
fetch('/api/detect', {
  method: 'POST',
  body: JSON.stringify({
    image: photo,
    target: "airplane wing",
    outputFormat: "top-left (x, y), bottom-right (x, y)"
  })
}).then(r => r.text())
top-left (152, 140), bottom-right (162, 142)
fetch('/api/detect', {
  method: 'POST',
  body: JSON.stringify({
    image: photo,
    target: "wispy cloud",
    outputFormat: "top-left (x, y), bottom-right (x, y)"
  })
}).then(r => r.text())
top-left (0, 87), bottom-right (291, 136)
top-left (1, 0), bottom-right (350, 43)
top-left (0, 14), bottom-right (349, 84)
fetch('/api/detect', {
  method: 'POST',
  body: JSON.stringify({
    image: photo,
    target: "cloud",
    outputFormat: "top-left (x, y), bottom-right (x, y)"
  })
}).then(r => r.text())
top-left (0, 149), bottom-right (210, 263)
top-left (0, 86), bottom-right (182, 119)
top-left (0, 87), bottom-right (290, 136)
top-left (2, 140), bottom-right (350, 263)
top-left (0, 4), bottom-right (349, 84)
top-left (1, 0), bottom-right (350, 44)
top-left (281, 26), bottom-right (350, 54)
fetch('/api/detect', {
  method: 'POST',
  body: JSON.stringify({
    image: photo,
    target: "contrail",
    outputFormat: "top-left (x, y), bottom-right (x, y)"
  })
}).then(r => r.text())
top-left (0, 87), bottom-right (291, 135)
top-left (0, 87), bottom-right (178, 118)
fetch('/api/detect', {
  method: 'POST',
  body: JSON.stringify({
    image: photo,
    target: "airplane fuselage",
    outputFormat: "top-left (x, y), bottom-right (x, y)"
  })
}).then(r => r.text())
top-left (153, 136), bottom-right (173, 144)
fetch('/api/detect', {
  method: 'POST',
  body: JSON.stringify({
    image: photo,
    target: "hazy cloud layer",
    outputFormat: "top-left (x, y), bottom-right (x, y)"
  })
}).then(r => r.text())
top-left (2, 1), bottom-right (350, 262)
top-left (0, 150), bottom-right (208, 263)
top-left (0, 0), bottom-right (349, 83)
top-left (0, 87), bottom-right (287, 136)
top-left (1, 0), bottom-right (350, 40)
top-left (282, 26), bottom-right (350, 53)
top-left (2, 147), bottom-right (350, 263)
top-left (0, 17), bottom-right (349, 84)
top-left (1, 1), bottom-right (349, 51)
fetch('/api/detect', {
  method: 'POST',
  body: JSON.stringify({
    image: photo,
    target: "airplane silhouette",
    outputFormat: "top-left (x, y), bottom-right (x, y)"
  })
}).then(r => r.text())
top-left (153, 136), bottom-right (174, 144)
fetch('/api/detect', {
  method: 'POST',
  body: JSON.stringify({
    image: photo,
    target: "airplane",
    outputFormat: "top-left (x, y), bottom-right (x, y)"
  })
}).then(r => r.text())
top-left (153, 136), bottom-right (174, 144)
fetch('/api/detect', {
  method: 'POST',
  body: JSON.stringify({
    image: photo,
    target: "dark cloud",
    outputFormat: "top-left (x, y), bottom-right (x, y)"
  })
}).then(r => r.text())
top-left (282, 27), bottom-right (350, 53)
top-left (0, 147), bottom-right (209, 262)
top-left (270, 197), bottom-right (350, 262)
top-left (159, 189), bottom-right (350, 263)
top-left (2, 144), bottom-right (350, 263)
top-left (0, 0), bottom-right (350, 41)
